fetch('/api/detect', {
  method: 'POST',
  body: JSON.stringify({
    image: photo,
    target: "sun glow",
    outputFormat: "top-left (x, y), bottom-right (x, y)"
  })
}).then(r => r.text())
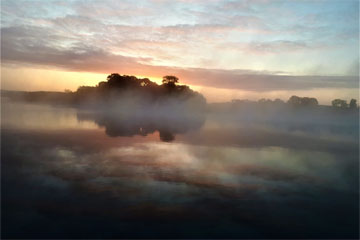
top-left (134, 75), bottom-right (163, 85)
top-left (1, 66), bottom-right (106, 91)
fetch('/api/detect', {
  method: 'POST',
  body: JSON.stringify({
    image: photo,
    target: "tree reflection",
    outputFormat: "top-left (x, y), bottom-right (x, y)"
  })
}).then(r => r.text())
top-left (77, 110), bottom-right (205, 142)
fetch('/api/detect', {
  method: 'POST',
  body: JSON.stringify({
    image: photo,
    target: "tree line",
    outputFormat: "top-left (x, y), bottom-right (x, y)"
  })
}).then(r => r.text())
top-left (75, 73), bottom-right (203, 102)
top-left (232, 95), bottom-right (358, 109)
top-left (287, 96), bottom-right (357, 108)
top-left (331, 99), bottom-right (357, 109)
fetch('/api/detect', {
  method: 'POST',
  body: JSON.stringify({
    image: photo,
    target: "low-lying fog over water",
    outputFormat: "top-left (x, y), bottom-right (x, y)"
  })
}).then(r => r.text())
top-left (1, 98), bottom-right (359, 239)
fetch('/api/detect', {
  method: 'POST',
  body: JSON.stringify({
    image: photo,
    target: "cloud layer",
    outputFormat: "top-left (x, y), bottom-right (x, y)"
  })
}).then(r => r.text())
top-left (1, 0), bottom-right (359, 92)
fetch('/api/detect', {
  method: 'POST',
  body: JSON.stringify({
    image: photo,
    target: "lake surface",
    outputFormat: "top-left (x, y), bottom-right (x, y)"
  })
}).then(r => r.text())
top-left (1, 99), bottom-right (359, 239)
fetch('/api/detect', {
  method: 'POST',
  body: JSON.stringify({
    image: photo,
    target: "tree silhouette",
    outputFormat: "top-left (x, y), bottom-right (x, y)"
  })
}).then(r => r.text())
top-left (18, 72), bottom-right (206, 110)
top-left (71, 73), bottom-right (206, 107)
top-left (274, 98), bottom-right (285, 104)
top-left (287, 96), bottom-right (302, 106)
top-left (106, 73), bottom-right (139, 89)
top-left (349, 99), bottom-right (357, 109)
top-left (159, 130), bottom-right (175, 142)
top-left (162, 75), bottom-right (179, 85)
top-left (258, 98), bottom-right (272, 104)
top-left (332, 99), bottom-right (348, 108)
top-left (301, 97), bottom-right (318, 106)
top-left (287, 96), bottom-right (318, 106)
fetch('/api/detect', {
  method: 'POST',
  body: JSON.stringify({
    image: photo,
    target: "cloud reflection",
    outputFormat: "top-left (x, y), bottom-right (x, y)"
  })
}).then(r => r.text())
top-left (76, 107), bottom-right (205, 142)
top-left (1, 101), bottom-right (359, 238)
top-left (2, 128), bottom-right (358, 238)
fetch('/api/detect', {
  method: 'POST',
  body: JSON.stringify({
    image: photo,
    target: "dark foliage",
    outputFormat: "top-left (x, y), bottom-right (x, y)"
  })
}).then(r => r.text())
top-left (331, 98), bottom-right (358, 109)
top-left (349, 99), bottom-right (357, 109)
top-left (332, 99), bottom-right (348, 108)
top-left (73, 73), bottom-right (206, 106)
top-left (3, 74), bottom-right (206, 109)
top-left (287, 95), bottom-right (318, 107)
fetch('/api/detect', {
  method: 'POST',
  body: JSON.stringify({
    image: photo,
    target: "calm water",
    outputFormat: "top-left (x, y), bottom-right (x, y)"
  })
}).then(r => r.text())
top-left (1, 99), bottom-right (359, 239)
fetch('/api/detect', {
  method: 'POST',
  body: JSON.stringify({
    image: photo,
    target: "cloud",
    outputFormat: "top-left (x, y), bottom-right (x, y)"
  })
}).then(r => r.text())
top-left (246, 40), bottom-right (311, 54)
top-left (2, 25), bottom-right (358, 91)
top-left (1, 0), bottom-right (359, 92)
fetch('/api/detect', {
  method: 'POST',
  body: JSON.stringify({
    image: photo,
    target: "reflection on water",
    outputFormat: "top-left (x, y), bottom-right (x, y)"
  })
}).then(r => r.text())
top-left (1, 100), bottom-right (359, 239)
top-left (76, 109), bottom-right (205, 142)
top-left (1, 98), bottom-right (98, 129)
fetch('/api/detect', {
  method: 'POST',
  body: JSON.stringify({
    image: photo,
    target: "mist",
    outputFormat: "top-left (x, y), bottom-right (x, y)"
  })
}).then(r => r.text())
top-left (75, 93), bottom-right (206, 142)
top-left (1, 0), bottom-right (359, 238)
top-left (1, 74), bottom-right (359, 239)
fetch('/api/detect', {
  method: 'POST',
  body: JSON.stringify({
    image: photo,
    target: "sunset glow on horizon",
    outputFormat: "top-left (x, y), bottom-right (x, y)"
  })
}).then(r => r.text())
top-left (1, 0), bottom-right (359, 104)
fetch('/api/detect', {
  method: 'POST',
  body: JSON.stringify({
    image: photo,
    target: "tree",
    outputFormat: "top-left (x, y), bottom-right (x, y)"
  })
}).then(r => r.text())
top-left (287, 96), bottom-right (302, 106)
top-left (331, 99), bottom-right (348, 108)
top-left (273, 98), bottom-right (285, 104)
top-left (349, 99), bottom-right (357, 109)
top-left (162, 75), bottom-right (179, 85)
top-left (258, 98), bottom-right (272, 104)
top-left (301, 97), bottom-right (318, 106)
top-left (106, 73), bottom-right (127, 88)
top-left (139, 78), bottom-right (151, 87)
top-left (287, 95), bottom-right (318, 106)
top-left (159, 130), bottom-right (175, 142)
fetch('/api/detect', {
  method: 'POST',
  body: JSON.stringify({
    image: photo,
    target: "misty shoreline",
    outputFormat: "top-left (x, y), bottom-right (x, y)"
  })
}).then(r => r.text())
top-left (1, 73), bottom-right (358, 143)
top-left (1, 88), bottom-right (359, 109)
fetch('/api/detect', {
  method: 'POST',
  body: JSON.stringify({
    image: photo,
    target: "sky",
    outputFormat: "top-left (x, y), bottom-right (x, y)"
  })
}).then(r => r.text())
top-left (1, 0), bottom-right (359, 103)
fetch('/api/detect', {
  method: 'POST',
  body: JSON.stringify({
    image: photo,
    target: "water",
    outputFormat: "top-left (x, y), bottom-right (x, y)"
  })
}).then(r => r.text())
top-left (1, 99), bottom-right (359, 239)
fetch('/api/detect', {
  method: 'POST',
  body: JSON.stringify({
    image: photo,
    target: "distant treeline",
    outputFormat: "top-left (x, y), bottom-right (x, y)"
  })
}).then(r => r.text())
top-left (230, 95), bottom-right (358, 109)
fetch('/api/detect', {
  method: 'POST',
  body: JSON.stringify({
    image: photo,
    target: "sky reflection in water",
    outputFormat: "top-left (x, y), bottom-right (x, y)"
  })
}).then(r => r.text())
top-left (1, 101), bottom-right (359, 239)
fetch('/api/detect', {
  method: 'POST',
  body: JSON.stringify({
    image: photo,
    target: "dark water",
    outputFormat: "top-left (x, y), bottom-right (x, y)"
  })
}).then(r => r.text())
top-left (1, 100), bottom-right (359, 239)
